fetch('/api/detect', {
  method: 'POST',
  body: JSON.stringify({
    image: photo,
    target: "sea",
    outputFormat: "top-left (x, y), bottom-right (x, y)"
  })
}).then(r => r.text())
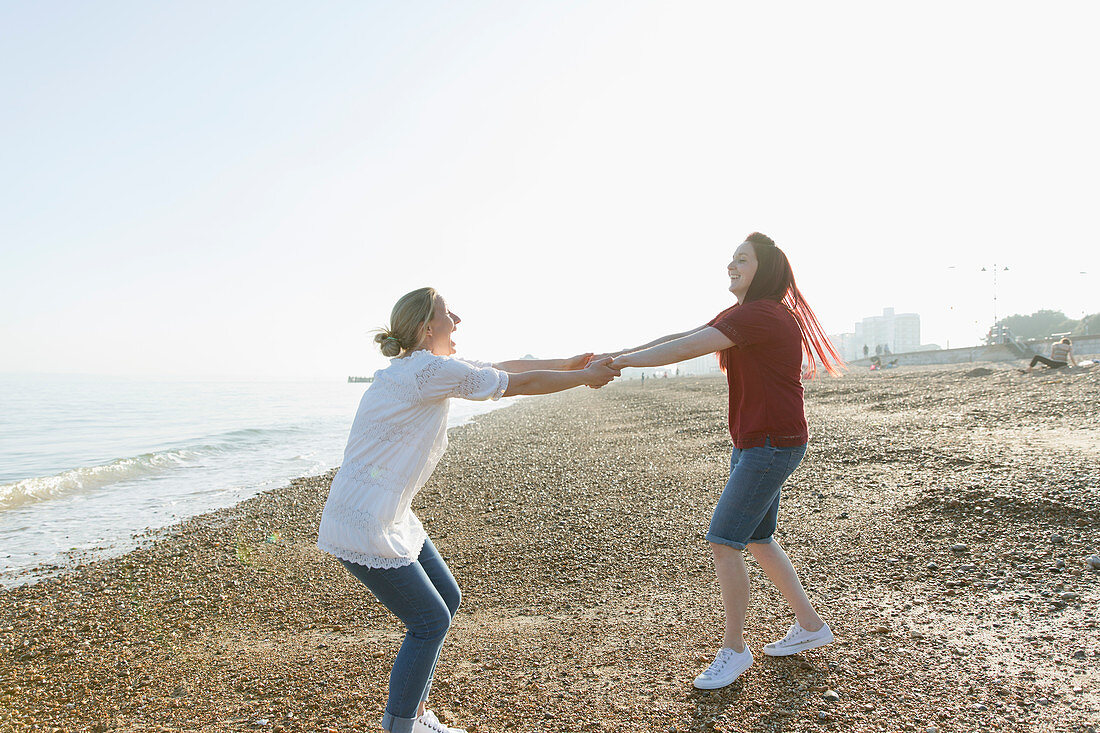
top-left (0, 374), bottom-right (514, 588)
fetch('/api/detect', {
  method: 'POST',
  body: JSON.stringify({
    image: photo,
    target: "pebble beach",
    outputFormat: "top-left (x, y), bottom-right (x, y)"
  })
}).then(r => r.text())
top-left (2, 363), bottom-right (1098, 733)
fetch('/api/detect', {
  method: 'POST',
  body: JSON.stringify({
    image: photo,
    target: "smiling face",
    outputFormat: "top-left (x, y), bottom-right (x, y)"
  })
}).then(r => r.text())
top-left (727, 241), bottom-right (758, 302)
top-left (423, 294), bottom-right (460, 356)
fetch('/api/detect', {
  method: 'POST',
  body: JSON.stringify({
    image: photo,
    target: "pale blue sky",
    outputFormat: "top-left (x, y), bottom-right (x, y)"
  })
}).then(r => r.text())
top-left (3, 1), bottom-right (1098, 378)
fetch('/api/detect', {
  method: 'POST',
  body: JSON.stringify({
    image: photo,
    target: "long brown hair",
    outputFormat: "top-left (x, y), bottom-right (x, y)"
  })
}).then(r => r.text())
top-left (719, 233), bottom-right (844, 378)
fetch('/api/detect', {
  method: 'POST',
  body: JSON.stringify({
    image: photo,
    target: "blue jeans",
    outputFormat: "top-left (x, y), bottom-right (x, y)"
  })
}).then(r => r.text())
top-left (341, 537), bottom-right (461, 733)
top-left (706, 439), bottom-right (807, 550)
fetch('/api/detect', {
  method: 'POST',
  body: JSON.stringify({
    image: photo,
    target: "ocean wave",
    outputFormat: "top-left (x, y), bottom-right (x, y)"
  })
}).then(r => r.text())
top-left (169, 425), bottom-right (311, 451)
top-left (0, 423), bottom-right (312, 512)
top-left (0, 419), bottom-right (336, 512)
top-left (0, 449), bottom-right (203, 511)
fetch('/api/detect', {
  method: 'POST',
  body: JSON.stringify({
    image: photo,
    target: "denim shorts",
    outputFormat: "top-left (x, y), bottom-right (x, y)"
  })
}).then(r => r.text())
top-left (706, 439), bottom-right (807, 550)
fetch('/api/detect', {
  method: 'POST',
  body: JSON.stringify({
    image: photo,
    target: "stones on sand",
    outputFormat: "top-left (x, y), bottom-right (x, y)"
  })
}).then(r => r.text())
top-left (1086, 555), bottom-right (1100, 570)
top-left (949, 543), bottom-right (969, 553)
top-left (5, 369), bottom-right (1099, 731)
top-left (823, 689), bottom-right (840, 702)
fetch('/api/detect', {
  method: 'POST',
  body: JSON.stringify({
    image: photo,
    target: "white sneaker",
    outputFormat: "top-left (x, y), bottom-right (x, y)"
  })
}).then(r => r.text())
top-left (413, 709), bottom-right (467, 733)
top-left (762, 621), bottom-right (834, 656)
top-left (692, 645), bottom-right (753, 689)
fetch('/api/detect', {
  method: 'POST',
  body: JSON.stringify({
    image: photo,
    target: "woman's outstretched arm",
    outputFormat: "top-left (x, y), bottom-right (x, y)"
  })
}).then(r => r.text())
top-left (494, 353), bottom-right (592, 373)
top-left (595, 326), bottom-right (709, 360)
top-left (611, 327), bottom-right (733, 369)
top-left (502, 358), bottom-right (619, 396)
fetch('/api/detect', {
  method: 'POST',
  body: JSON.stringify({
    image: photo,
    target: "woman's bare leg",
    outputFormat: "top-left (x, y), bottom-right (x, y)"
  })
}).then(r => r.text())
top-left (710, 542), bottom-right (749, 651)
top-left (747, 540), bottom-right (824, 631)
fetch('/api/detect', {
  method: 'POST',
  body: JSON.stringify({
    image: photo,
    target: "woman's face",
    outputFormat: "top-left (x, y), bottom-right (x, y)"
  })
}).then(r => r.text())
top-left (727, 242), bottom-right (758, 302)
top-left (425, 294), bottom-right (461, 356)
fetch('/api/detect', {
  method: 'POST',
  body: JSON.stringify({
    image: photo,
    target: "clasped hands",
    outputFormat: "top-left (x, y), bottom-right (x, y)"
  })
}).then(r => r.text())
top-left (560, 351), bottom-right (633, 389)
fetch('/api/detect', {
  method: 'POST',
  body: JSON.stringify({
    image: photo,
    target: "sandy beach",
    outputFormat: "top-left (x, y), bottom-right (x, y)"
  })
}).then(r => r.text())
top-left (2, 364), bottom-right (1098, 733)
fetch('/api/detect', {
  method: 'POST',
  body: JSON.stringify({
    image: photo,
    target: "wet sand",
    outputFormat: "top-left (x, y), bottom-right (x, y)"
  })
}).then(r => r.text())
top-left (2, 363), bottom-right (1098, 732)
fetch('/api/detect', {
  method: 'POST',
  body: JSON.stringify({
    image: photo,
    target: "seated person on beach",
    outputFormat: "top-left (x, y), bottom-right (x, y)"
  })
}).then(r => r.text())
top-left (317, 287), bottom-right (619, 733)
top-left (1026, 338), bottom-right (1077, 372)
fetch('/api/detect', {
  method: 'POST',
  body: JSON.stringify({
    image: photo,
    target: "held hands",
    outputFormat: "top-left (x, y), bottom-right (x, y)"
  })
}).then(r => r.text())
top-left (588, 350), bottom-right (624, 364)
top-left (608, 353), bottom-right (632, 371)
top-left (561, 352), bottom-right (595, 370)
top-left (583, 356), bottom-right (621, 388)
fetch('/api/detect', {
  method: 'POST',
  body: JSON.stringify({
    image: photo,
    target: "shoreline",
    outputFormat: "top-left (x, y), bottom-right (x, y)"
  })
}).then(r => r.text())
top-left (2, 364), bottom-right (1098, 732)
top-left (0, 393), bottom-right (516, 590)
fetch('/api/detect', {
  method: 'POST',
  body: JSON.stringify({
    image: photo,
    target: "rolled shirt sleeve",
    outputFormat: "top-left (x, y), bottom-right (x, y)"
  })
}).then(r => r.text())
top-left (709, 301), bottom-right (785, 348)
top-left (419, 357), bottom-right (509, 402)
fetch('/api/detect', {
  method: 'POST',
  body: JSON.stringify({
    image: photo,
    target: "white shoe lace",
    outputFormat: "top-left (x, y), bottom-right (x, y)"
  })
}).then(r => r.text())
top-left (418, 710), bottom-right (449, 733)
top-left (702, 647), bottom-right (737, 676)
top-left (776, 622), bottom-right (804, 645)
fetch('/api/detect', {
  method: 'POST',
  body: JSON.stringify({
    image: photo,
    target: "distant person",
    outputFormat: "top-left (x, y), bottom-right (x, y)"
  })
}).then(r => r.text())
top-left (317, 287), bottom-right (619, 733)
top-left (1027, 338), bottom-right (1078, 372)
top-left (601, 233), bottom-right (844, 689)
top-left (862, 345), bottom-right (869, 358)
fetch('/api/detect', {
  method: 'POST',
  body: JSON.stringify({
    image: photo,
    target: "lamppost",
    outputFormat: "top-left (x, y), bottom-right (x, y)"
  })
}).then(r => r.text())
top-left (1079, 271), bottom-right (1092, 334)
top-left (981, 264), bottom-right (1010, 337)
top-left (947, 263), bottom-right (1011, 344)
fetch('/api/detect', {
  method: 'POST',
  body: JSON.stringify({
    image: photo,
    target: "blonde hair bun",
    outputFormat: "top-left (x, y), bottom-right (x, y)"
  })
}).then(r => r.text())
top-left (374, 331), bottom-right (403, 358)
top-left (373, 287), bottom-right (438, 358)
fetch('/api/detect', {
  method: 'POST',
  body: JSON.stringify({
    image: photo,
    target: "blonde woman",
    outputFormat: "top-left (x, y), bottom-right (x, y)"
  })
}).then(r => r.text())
top-left (317, 287), bottom-right (619, 733)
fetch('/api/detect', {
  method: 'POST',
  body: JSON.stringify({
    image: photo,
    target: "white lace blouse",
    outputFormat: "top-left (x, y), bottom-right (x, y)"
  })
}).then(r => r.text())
top-left (317, 350), bottom-right (509, 569)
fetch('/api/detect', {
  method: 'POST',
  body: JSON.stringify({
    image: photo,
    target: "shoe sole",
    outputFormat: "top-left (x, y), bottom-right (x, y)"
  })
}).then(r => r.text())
top-left (692, 659), bottom-right (753, 689)
top-left (762, 632), bottom-right (834, 657)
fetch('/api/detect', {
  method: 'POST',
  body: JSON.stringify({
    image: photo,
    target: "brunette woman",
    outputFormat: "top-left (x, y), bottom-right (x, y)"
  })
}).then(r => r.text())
top-left (1027, 337), bottom-right (1078, 371)
top-left (609, 233), bottom-right (843, 689)
top-left (318, 287), bottom-right (619, 733)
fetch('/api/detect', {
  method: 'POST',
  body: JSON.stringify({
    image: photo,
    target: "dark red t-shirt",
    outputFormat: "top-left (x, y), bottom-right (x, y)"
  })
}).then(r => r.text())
top-left (707, 299), bottom-right (808, 449)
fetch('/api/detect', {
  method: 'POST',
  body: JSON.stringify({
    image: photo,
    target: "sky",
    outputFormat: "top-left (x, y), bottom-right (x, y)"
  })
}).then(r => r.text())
top-left (2, 1), bottom-right (1098, 379)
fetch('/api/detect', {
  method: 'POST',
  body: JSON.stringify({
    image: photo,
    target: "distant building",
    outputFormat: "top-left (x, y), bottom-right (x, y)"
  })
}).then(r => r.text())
top-left (829, 332), bottom-right (860, 363)
top-left (676, 352), bottom-right (722, 376)
top-left (829, 307), bottom-right (925, 361)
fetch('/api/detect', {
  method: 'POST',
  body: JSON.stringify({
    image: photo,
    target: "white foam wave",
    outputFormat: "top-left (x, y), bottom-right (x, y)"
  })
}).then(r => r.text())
top-left (0, 423), bottom-right (325, 513)
top-left (0, 449), bottom-right (200, 511)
